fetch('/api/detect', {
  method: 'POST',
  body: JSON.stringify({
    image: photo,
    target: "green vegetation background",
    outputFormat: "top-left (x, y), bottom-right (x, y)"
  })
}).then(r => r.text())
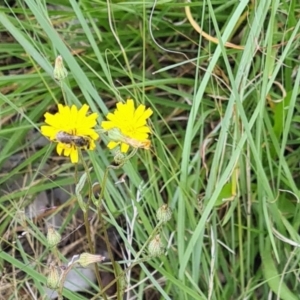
top-left (1, 0), bottom-right (300, 299)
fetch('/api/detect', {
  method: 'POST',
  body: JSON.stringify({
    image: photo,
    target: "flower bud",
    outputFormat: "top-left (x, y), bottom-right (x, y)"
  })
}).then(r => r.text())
top-left (148, 234), bottom-right (164, 257)
top-left (47, 264), bottom-right (60, 290)
top-left (47, 227), bottom-right (61, 248)
top-left (156, 204), bottom-right (172, 223)
top-left (53, 55), bottom-right (68, 81)
top-left (77, 252), bottom-right (105, 267)
top-left (114, 151), bottom-right (125, 164)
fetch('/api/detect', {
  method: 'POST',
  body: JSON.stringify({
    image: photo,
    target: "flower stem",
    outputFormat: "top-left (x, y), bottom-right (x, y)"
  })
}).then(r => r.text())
top-left (95, 149), bottom-right (138, 296)
top-left (79, 151), bottom-right (107, 299)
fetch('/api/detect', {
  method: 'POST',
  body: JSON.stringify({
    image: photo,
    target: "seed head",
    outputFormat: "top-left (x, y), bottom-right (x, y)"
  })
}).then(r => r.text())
top-left (47, 227), bottom-right (61, 248)
top-left (156, 204), bottom-right (172, 223)
top-left (114, 151), bottom-right (126, 164)
top-left (148, 234), bottom-right (164, 257)
top-left (46, 264), bottom-right (60, 290)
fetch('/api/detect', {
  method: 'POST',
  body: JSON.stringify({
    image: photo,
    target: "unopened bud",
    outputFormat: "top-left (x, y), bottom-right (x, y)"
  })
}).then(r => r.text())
top-left (77, 252), bottom-right (105, 267)
top-left (53, 55), bottom-right (68, 81)
top-left (47, 264), bottom-right (60, 290)
top-left (156, 204), bottom-right (172, 223)
top-left (114, 151), bottom-right (125, 164)
top-left (47, 227), bottom-right (61, 247)
top-left (148, 235), bottom-right (164, 257)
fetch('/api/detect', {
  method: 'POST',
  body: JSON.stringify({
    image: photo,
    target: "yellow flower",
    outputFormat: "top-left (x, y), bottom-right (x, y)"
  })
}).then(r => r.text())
top-left (41, 104), bottom-right (99, 163)
top-left (101, 99), bottom-right (153, 153)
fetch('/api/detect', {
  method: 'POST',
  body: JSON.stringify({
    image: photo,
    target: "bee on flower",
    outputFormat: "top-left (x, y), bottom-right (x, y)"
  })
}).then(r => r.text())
top-left (40, 104), bottom-right (99, 163)
top-left (55, 131), bottom-right (91, 149)
top-left (101, 99), bottom-right (153, 153)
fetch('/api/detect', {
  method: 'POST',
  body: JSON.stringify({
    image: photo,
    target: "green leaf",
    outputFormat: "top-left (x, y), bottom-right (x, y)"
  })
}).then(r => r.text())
top-left (262, 243), bottom-right (298, 300)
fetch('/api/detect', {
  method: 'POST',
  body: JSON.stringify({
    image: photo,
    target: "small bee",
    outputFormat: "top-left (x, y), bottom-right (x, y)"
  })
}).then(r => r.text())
top-left (55, 131), bottom-right (91, 149)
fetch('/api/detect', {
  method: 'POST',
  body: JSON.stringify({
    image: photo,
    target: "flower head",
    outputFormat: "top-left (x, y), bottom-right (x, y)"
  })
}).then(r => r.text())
top-left (41, 104), bottom-right (99, 163)
top-left (101, 99), bottom-right (153, 153)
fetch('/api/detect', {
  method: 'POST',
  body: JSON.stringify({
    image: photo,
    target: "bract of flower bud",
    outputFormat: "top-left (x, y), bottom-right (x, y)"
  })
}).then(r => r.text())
top-left (77, 252), bottom-right (105, 267)
top-left (53, 55), bottom-right (68, 81)
top-left (107, 128), bottom-right (124, 142)
top-left (47, 264), bottom-right (60, 290)
top-left (148, 234), bottom-right (164, 257)
top-left (114, 151), bottom-right (125, 164)
top-left (47, 227), bottom-right (61, 247)
top-left (156, 204), bottom-right (172, 223)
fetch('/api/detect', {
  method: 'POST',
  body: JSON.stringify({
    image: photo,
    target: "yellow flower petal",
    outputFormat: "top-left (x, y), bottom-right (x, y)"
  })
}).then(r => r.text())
top-left (101, 120), bottom-right (114, 130)
top-left (78, 104), bottom-right (89, 119)
top-left (56, 143), bottom-right (64, 155)
top-left (77, 128), bottom-right (99, 140)
top-left (142, 107), bottom-right (153, 119)
top-left (134, 104), bottom-right (146, 121)
top-left (63, 146), bottom-right (71, 157)
top-left (133, 132), bottom-right (149, 140)
top-left (134, 108), bottom-right (153, 127)
top-left (41, 126), bottom-right (57, 140)
top-left (107, 141), bottom-right (119, 150)
top-left (60, 104), bottom-right (70, 119)
top-left (69, 105), bottom-right (78, 128)
top-left (106, 113), bottom-right (117, 122)
top-left (70, 147), bottom-right (79, 163)
top-left (125, 99), bottom-right (135, 117)
top-left (89, 140), bottom-right (96, 150)
top-left (44, 113), bottom-right (59, 127)
top-left (57, 104), bottom-right (65, 113)
top-left (79, 113), bottom-right (98, 128)
top-left (136, 126), bottom-right (151, 133)
top-left (120, 142), bottom-right (130, 153)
